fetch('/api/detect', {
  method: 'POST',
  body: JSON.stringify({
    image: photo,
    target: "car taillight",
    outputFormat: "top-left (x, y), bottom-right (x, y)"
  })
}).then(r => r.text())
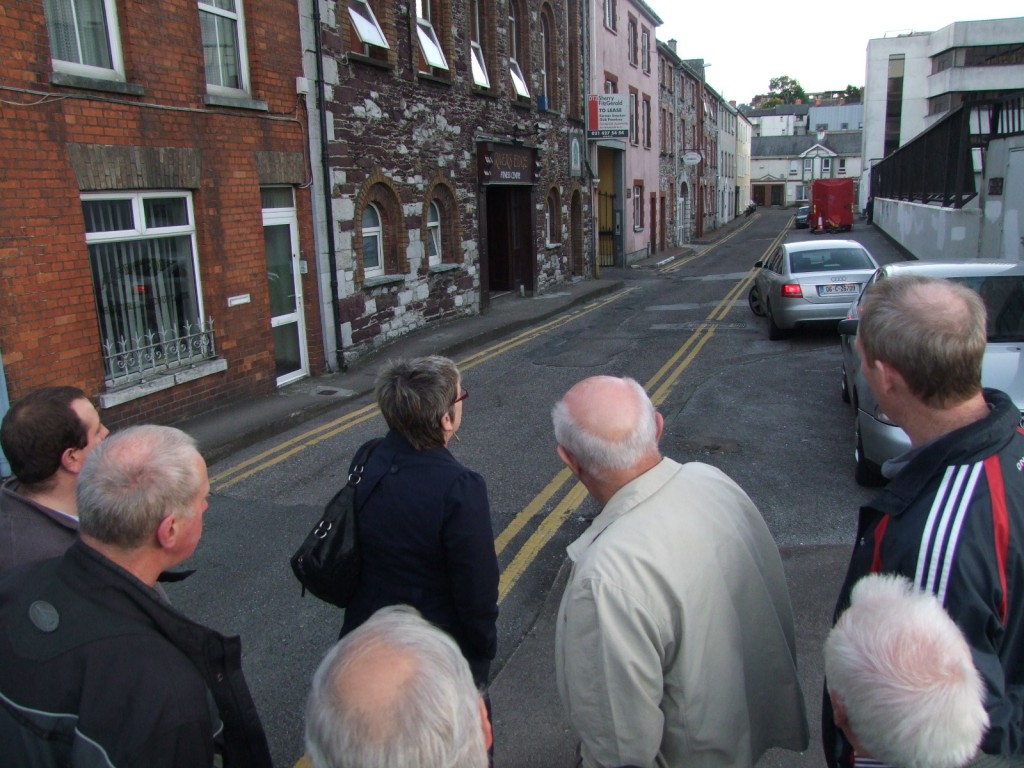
top-left (781, 283), bottom-right (803, 298)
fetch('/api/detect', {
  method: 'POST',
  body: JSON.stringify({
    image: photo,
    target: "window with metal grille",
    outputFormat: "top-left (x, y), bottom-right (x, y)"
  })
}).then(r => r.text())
top-left (83, 192), bottom-right (212, 383)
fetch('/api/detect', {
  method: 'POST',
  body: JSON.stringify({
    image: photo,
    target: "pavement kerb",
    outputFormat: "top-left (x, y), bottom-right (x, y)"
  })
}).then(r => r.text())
top-left (182, 278), bottom-right (625, 465)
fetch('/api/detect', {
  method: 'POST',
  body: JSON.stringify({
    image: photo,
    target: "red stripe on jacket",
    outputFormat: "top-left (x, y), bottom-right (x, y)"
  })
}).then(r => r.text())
top-left (984, 454), bottom-right (1010, 624)
top-left (870, 515), bottom-right (890, 574)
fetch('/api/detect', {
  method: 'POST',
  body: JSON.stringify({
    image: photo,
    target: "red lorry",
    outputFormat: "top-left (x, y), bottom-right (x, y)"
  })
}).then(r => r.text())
top-left (809, 178), bottom-right (854, 233)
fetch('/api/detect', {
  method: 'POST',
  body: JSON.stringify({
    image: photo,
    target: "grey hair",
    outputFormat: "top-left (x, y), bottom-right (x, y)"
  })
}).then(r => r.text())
top-left (825, 574), bottom-right (988, 768)
top-left (77, 425), bottom-right (202, 548)
top-left (551, 377), bottom-right (658, 477)
top-left (305, 605), bottom-right (488, 768)
top-left (859, 274), bottom-right (986, 407)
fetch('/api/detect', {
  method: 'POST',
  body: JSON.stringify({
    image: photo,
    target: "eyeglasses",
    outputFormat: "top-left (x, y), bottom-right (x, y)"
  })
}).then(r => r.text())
top-left (452, 387), bottom-right (469, 405)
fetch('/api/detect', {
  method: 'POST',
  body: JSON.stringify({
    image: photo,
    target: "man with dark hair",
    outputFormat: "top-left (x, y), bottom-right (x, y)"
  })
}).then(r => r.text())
top-left (0, 386), bottom-right (109, 570)
top-left (0, 425), bottom-right (272, 767)
top-left (824, 275), bottom-right (1024, 765)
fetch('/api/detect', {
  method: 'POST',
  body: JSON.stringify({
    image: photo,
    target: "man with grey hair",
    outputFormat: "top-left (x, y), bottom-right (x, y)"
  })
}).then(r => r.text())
top-left (0, 425), bottom-right (272, 767)
top-left (825, 574), bottom-right (989, 768)
top-left (551, 375), bottom-right (808, 767)
top-left (306, 605), bottom-right (492, 768)
top-left (825, 275), bottom-right (1024, 765)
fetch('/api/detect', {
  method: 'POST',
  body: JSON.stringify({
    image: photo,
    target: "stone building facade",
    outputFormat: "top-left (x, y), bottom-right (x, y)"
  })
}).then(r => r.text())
top-left (306, 0), bottom-right (592, 364)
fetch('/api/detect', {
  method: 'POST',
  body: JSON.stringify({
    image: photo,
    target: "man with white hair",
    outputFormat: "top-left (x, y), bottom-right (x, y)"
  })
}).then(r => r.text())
top-left (0, 425), bottom-right (272, 767)
top-left (825, 574), bottom-right (989, 768)
top-left (551, 375), bottom-right (809, 767)
top-left (305, 604), bottom-right (492, 768)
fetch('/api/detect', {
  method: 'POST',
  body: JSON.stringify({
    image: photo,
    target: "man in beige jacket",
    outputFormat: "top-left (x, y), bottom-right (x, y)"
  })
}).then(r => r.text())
top-left (552, 376), bottom-right (808, 767)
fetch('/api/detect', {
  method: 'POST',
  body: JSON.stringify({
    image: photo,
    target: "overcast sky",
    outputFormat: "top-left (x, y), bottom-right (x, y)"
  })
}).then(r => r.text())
top-left (651, 5), bottom-right (1023, 105)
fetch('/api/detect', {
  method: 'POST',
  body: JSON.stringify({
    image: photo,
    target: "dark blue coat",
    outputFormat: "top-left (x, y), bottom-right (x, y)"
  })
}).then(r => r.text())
top-left (340, 430), bottom-right (499, 685)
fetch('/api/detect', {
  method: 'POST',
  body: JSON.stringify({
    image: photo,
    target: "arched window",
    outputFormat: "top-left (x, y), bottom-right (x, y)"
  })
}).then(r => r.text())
top-left (508, 1), bottom-right (529, 99)
top-left (426, 200), bottom-right (442, 266)
top-left (539, 5), bottom-right (557, 111)
top-left (468, 0), bottom-right (489, 88)
top-left (361, 203), bottom-right (383, 278)
top-left (546, 188), bottom-right (561, 244)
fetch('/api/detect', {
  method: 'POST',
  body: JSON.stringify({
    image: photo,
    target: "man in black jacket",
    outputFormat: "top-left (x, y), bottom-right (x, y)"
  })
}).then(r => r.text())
top-left (0, 425), bottom-right (272, 767)
top-left (824, 275), bottom-right (1024, 765)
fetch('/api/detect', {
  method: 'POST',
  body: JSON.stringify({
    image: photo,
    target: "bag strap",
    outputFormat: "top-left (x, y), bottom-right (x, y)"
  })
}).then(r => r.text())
top-left (348, 437), bottom-right (386, 508)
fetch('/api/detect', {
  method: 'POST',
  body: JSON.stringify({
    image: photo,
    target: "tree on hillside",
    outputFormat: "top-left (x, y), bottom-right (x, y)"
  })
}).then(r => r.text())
top-left (841, 84), bottom-right (863, 103)
top-left (769, 76), bottom-right (808, 104)
top-left (752, 75), bottom-right (808, 108)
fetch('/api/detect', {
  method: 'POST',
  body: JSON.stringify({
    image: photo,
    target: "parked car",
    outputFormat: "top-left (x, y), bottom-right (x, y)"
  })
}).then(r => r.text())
top-left (838, 260), bottom-right (1024, 485)
top-left (793, 205), bottom-right (810, 228)
top-left (747, 239), bottom-right (878, 340)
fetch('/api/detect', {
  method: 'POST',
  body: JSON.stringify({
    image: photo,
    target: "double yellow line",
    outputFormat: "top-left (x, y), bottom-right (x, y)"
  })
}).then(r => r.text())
top-left (658, 213), bottom-right (759, 274)
top-left (210, 289), bottom-right (633, 492)
top-left (496, 224), bottom-right (790, 601)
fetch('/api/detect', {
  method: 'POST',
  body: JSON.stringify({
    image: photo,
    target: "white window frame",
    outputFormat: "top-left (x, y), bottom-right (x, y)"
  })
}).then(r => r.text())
top-left (633, 184), bottom-right (643, 231)
top-left (349, 0), bottom-right (390, 51)
top-left (822, 157), bottom-right (832, 176)
top-left (629, 91), bottom-right (639, 145)
top-left (362, 203), bottom-right (385, 278)
top-left (426, 200), bottom-right (442, 266)
top-left (82, 191), bottom-right (208, 380)
top-left (415, 0), bottom-right (448, 72)
top-left (803, 157), bottom-right (812, 176)
top-left (508, 2), bottom-right (530, 98)
top-left (603, 0), bottom-right (616, 31)
top-left (469, 0), bottom-right (489, 88)
top-left (641, 27), bottom-right (650, 73)
top-left (45, 0), bottom-right (125, 81)
top-left (199, 0), bottom-right (251, 95)
top-left (627, 17), bottom-right (637, 66)
top-left (642, 96), bottom-right (651, 148)
top-left (838, 158), bottom-right (847, 175)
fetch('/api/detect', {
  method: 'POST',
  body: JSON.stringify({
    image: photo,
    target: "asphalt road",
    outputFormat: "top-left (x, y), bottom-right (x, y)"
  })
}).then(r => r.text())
top-left (166, 208), bottom-right (910, 766)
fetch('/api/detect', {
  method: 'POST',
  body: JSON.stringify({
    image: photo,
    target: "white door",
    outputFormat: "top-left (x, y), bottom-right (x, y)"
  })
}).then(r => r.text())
top-left (262, 188), bottom-right (308, 386)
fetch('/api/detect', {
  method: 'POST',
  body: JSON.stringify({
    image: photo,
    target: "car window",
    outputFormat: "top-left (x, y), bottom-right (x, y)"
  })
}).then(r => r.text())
top-left (767, 248), bottom-right (782, 273)
top-left (789, 248), bottom-right (873, 274)
top-left (954, 276), bottom-right (1024, 342)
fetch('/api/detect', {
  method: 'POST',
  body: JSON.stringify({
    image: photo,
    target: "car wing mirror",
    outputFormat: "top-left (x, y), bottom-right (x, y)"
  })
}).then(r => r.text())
top-left (837, 318), bottom-right (859, 336)
top-left (754, 260), bottom-right (764, 269)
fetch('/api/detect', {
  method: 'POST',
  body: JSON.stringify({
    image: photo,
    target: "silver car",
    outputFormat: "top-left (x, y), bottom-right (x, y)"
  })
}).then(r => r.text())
top-left (748, 239), bottom-right (878, 340)
top-left (838, 260), bottom-right (1024, 485)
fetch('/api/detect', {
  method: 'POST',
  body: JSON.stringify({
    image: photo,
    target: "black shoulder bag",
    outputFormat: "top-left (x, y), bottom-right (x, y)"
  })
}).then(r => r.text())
top-left (289, 438), bottom-right (384, 607)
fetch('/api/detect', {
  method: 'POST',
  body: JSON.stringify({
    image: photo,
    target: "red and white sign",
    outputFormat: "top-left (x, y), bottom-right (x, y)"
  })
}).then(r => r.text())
top-left (587, 94), bottom-right (629, 139)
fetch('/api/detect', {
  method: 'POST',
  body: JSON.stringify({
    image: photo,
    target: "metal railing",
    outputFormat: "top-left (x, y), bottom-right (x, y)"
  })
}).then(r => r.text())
top-left (871, 91), bottom-right (1024, 209)
top-left (102, 318), bottom-right (217, 387)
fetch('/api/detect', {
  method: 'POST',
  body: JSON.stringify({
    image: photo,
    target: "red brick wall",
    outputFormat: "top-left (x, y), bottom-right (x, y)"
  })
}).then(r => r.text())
top-left (0, 0), bottom-right (323, 428)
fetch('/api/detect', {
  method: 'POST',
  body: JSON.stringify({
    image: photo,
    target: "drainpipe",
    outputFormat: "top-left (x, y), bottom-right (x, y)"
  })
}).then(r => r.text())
top-left (0, 349), bottom-right (11, 478)
top-left (311, 0), bottom-right (346, 372)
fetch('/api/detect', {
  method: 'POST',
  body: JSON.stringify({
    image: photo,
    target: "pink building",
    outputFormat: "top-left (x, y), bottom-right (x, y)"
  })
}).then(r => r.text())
top-left (589, 0), bottom-right (663, 267)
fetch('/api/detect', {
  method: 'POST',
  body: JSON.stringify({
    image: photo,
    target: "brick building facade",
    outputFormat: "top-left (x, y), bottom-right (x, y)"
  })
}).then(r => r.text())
top-left (306, 0), bottom-right (592, 364)
top-left (0, 0), bottom-right (321, 427)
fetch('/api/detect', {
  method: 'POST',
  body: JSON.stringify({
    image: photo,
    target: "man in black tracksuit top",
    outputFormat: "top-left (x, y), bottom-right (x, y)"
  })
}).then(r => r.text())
top-left (823, 275), bottom-right (1024, 766)
top-left (0, 425), bottom-right (272, 768)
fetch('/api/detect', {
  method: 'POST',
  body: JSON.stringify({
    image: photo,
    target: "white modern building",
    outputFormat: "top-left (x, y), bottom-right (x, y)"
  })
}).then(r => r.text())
top-left (862, 17), bottom-right (1024, 189)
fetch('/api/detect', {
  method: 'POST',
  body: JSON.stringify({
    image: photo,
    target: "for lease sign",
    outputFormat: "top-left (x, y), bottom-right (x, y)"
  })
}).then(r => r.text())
top-left (587, 94), bottom-right (629, 139)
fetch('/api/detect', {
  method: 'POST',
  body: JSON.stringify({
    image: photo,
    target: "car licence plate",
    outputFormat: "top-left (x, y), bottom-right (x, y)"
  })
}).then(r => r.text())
top-left (818, 283), bottom-right (859, 296)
